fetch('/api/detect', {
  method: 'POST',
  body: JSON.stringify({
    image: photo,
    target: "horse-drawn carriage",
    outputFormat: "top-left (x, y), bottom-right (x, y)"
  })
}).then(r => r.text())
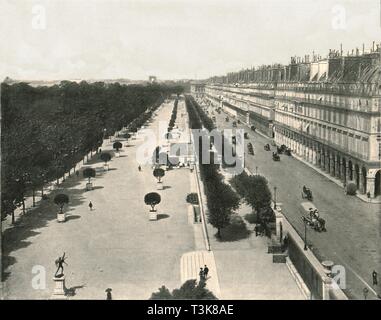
top-left (264, 144), bottom-right (271, 151)
top-left (250, 125), bottom-right (256, 132)
top-left (247, 143), bottom-right (254, 155)
top-left (225, 117), bottom-right (229, 122)
top-left (272, 152), bottom-right (280, 161)
top-left (232, 121), bottom-right (237, 128)
top-left (244, 132), bottom-right (249, 139)
top-left (301, 185), bottom-right (313, 201)
top-left (276, 144), bottom-right (292, 156)
top-left (300, 202), bottom-right (326, 232)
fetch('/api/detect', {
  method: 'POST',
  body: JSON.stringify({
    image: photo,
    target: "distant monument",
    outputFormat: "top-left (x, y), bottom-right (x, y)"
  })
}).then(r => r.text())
top-left (149, 75), bottom-right (157, 83)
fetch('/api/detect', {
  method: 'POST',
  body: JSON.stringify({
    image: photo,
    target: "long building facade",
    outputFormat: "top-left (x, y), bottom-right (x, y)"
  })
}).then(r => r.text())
top-left (203, 43), bottom-right (381, 198)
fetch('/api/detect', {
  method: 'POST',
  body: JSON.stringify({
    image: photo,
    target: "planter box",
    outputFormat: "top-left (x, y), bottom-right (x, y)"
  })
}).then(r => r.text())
top-left (86, 182), bottom-right (93, 191)
top-left (149, 210), bottom-right (158, 221)
top-left (157, 181), bottom-right (164, 190)
top-left (57, 212), bottom-right (66, 223)
top-left (115, 152), bottom-right (120, 158)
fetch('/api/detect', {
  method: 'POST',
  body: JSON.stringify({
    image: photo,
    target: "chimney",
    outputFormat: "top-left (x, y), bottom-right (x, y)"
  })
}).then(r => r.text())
top-left (373, 41), bottom-right (375, 52)
top-left (340, 43), bottom-right (343, 56)
top-left (362, 43), bottom-right (365, 54)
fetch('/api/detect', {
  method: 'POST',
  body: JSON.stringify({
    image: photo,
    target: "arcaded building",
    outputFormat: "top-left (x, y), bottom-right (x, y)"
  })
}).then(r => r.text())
top-left (204, 43), bottom-right (381, 198)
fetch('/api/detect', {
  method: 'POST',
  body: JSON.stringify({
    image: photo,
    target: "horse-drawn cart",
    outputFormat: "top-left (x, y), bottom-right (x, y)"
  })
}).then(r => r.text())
top-left (301, 186), bottom-right (313, 201)
top-left (272, 152), bottom-right (280, 161)
top-left (300, 202), bottom-right (326, 232)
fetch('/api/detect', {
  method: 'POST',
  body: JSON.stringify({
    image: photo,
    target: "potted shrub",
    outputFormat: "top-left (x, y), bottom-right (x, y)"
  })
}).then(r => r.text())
top-left (144, 192), bottom-right (161, 221)
top-left (153, 168), bottom-right (165, 190)
top-left (186, 193), bottom-right (201, 223)
top-left (54, 194), bottom-right (69, 222)
top-left (186, 193), bottom-right (199, 205)
top-left (100, 152), bottom-right (112, 171)
top-left (123, 133), bottom-right (131, 147)
top-left (113, 141), bottom-right (123, 157)
top-left (346, 182), bottom-right (357, 195)
top-left (83, 167), bottom-right (96, 191)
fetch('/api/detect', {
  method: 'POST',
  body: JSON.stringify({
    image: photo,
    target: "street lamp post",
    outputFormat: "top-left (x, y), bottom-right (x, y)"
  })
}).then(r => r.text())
top-left (302, 217), bottom-right (308, 251)
top-left (255, 166), bottom-right (258, 175)
top-left (274, 186), bottom-right (277, 210)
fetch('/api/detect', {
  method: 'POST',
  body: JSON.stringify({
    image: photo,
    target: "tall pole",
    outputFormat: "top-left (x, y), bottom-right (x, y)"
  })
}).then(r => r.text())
top-left (274, 186), bottom-right (277, 210)
top-left (304, 221), bottom-right (308, 251)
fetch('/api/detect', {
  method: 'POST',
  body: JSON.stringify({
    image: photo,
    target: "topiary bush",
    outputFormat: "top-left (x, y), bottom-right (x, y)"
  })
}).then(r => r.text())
top-left (54, 194), bottom-right (69, 213)
top-left (186, 193), bottom-right (199, 205)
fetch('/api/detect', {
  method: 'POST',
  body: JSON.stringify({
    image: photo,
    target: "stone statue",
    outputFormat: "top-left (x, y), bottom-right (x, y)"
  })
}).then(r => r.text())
top-left (55, 252), bottom-right (68, 277)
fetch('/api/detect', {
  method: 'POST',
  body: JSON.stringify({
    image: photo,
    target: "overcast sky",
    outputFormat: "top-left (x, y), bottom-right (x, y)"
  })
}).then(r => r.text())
top-left (1, 0), bottom-right (380, 81)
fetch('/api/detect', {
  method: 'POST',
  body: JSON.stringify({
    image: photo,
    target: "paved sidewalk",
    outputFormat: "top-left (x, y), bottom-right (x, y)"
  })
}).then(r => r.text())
top-left (180, 251), bottom-right (221, 298)
top-left (205, 201), bottom-right (305, 300)
top-left (2, 101), bottom-right (196, 299)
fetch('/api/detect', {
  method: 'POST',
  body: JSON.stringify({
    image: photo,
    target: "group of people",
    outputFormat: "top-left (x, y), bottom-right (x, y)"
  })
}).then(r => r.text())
top-left (199, 265), bottom-right (209, 282)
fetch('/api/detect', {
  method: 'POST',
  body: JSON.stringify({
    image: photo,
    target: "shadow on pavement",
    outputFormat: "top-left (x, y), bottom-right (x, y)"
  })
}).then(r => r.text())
top-left (157, 214), bottom-right (170, 220)
top-left (1, 160), bottom-right (107, 277)
top-left (65, 215), bottom-right (81, 222)
top-left (217, 216), bottom-right (251, 242)
top-left (66, 284), bottom-right (86, 297)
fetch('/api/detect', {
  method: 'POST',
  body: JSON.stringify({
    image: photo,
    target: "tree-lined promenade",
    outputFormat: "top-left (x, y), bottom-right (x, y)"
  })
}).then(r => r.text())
top-left (1, 99), bottom-right (198, 299)
top-left (1, 81), bottom-right (182, 224)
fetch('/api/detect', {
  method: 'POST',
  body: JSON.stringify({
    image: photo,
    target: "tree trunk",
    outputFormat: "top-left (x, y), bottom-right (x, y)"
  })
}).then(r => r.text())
top-left (41, 187), bottom-right (44, 197)
top-left (11, 211), bottom-right (15, 225)
top-left (22, 198), bottom-right (26, 214)
top-left (32, 189), bottom-right (35, 207)
top-left (57, 178), bottom-right (59, 185)
top-left (217, 228), bottom-right (221, 238)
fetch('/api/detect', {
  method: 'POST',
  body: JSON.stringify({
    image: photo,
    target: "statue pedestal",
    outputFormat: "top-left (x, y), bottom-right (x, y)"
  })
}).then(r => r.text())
top-left (86, 182), bottom-right (93, 191)
top-left (51, 276), bottom-right (67, 299)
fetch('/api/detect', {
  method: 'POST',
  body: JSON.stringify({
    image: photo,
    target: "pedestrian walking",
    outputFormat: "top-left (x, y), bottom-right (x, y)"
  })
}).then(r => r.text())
top-left (89, 201), bottom-right (93, 211)
top-left (372, 270), bottom-right (378, 286)
top-left (363, 287), bottom-right (369, 300)
top-left (105, 288), bottom-right (112, 300)
top-left (203, 265), bottom-right (209, 279)
top-left (76, 170), bottom-right (79, 178)
top-left (138, 165), bottom-right (142, 172)
top-left (199, 268), bottom-right (204, 282)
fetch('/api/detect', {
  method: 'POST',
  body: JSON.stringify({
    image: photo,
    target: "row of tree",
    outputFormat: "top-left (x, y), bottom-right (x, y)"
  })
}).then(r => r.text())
top-left (1, 81), bottom-right (183, 222)
top-left (185, 95), bottom-right (240, 238)
top-left (167, 98), bottom-right (178, 132)
top-left (230, 171), bottom-right (274, 224)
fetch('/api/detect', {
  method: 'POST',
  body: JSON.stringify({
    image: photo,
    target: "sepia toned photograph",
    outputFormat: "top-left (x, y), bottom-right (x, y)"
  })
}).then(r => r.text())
top-left (0, 0), bottom-right (380, 306)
